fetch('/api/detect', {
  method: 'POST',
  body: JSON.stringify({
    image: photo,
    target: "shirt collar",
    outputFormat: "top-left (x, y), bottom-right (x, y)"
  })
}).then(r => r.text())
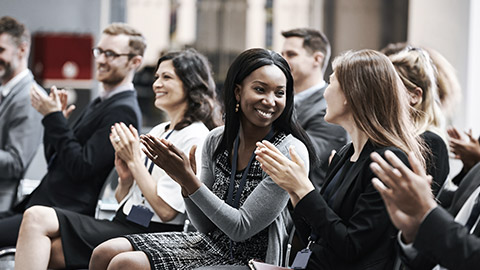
top-left (1, 69), bottom-right (30, 98)
top-left (98, 82), bottom-right (134, 101)
top-left (295, 80), bottom-right (326, 103)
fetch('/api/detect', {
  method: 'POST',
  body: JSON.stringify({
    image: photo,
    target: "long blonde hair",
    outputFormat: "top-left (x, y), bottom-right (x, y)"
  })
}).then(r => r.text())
top-left (332, 49), bottom-right (426, 167)
top-left (388, 47), bottom-right (447, 141)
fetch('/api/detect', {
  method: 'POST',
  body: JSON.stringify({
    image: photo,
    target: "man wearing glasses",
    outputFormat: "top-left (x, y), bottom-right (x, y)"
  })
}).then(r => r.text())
top-left (0, 23), bottom-right (143, 247)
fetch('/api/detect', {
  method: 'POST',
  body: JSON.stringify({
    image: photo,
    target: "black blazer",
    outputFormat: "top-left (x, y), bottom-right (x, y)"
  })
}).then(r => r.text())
top-left (293, 140), bottom-right (407, 270)
top-left (401, 162), bottom-right (480, 270)
top-left (18, 91), bottom-right (142, 216)
top-left (294, 84), bottom-right (348, 187)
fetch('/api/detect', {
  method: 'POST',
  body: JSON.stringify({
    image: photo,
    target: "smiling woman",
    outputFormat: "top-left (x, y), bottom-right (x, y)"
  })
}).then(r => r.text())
top-left (13, 48), bottom-right (221, 270)
top-left (88, 48), bottom-right (316, 270)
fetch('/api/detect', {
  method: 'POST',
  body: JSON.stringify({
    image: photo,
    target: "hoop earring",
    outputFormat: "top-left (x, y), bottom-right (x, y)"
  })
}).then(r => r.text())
top-left (235, 102), bottom-right (240, 113)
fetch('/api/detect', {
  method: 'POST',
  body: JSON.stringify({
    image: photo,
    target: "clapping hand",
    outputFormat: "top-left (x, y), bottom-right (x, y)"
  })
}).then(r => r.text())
top-left (447, 127), bottom-right (480, 170)
top-left (140, 134), bottom-right (200, 194)
top-left (109, 123), bottom-right (142, 165)
top-left (255, 140), bottom-right (313, 206)
top-left (370, 150), bottom-right (437, 244)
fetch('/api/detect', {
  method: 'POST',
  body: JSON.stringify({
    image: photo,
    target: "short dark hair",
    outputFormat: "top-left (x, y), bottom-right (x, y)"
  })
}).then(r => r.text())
top-left (103, 23), bottom-right (146, 57)
top-left (0, 16), bottom-right (30, 46)
top-left (214, 48), bottom-right (317, 168)
top-left (157, 49), bottom-right (222, 131)
top-left (282, 28), bottom-right (331, 72)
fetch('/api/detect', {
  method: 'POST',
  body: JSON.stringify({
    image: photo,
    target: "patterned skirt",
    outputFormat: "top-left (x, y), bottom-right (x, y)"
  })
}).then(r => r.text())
top-left (125, 231), bottom-right (242, 270)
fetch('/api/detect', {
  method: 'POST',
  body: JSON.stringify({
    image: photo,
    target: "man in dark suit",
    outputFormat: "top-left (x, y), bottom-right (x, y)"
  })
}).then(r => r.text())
top-left (370, 150), bottom-right (480, 270)
top-left (281, 28), bottom-right (348, 187)
top-left (0, 16), bottom-right (45, 211)
top-left (0, 23), bottom-right (144, 247)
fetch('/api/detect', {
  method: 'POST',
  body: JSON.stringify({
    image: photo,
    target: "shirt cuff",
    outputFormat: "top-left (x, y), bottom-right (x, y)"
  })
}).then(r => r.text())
top-left (398, 231), bottom-right (419, 259)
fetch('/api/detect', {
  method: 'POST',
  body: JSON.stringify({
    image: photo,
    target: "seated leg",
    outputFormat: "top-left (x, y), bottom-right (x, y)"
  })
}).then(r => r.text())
top-left (15, 206), bottom-right (60, 270)
top-left (107, 251), bottom-right (150, 270)
top-left (90, 237), bottom-right (136, 270)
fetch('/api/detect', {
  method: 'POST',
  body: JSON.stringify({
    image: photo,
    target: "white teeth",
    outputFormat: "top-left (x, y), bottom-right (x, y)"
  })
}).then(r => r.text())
top-left (256, 109), bottom-right (273, 118)
top-left (156, 92), bottom-right (167, 97)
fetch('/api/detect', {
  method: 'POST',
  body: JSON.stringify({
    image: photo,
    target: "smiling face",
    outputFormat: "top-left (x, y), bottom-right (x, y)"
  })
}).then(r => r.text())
top-left (235, 64), bottom-right (286, 132)
top-left (152, 60), bottom-right (187, 114)
top-left (94, 34), bottom-right (133, 89)
top-left (324, 72), bottom-right (349, 125)
top-left (0, 33), bottom-right (22, 83)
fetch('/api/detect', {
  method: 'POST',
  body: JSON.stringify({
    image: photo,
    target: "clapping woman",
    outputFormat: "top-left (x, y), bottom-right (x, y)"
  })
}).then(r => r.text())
top-left (255, 50), bottom-right (426, 269)
top-left (14, 49), bottom-right (221, 270)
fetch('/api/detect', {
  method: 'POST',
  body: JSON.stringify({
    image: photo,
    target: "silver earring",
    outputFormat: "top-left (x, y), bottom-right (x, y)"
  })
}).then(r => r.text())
top-left (235, 103), bottom-right (239, 113)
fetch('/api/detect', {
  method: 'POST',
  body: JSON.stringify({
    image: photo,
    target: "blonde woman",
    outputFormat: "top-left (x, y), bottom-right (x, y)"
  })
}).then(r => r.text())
top-left (388, 47), bottom-right (449, 195)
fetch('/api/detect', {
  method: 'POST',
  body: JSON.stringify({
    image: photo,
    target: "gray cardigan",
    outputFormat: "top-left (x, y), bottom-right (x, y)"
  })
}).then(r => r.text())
top-left (185, 126), bottom-right (310, 266)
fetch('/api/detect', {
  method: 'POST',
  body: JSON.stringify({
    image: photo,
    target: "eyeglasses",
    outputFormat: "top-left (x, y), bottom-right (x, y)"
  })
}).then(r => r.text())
top-left (92, 47), bottom-right (136, 60)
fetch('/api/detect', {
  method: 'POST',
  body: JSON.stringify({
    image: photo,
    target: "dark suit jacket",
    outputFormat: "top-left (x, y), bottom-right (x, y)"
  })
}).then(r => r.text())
top-left (401, 163), bottom-right (480, 270)
top-left (18, 90), bottom-right (142, 216)
top-left (294, 84), bottom-right (348, 188)
top-left (0, 70), bottom-right (45, 211)
top-left (293, 140), bottom-right (407, 270)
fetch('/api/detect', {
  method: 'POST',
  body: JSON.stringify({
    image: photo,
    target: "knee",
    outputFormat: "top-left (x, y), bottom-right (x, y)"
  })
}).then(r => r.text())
top-left (90, 238), bottom-right (132, 270)
top-left (108, 252), bottom-right (148, 270)
top-left (21, 206), bottom-right (53, 231)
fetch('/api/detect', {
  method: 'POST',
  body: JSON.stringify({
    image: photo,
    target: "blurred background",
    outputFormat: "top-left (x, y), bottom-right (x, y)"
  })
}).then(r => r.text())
top-left (1, 0), bottom-right (479, 143)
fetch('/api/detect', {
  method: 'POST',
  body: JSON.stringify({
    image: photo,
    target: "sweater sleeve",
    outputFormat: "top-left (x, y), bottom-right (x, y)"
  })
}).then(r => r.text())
top-left (188, 134), bottom-right (309, 242)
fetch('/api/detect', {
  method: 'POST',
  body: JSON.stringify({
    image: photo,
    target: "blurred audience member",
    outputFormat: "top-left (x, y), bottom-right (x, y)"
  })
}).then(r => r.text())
top-left (281, 28), bottom-right (348, 187)
top-left (388, 46), bottom-right (449, 195)
top-left (0, 22), bottom-right (143, 247)
top-left (381, 42), bottom-right (462, 121)
top-left (0, 16), bottom-right (45, 211)
top-left (424, 47), bottom-right (461, 119)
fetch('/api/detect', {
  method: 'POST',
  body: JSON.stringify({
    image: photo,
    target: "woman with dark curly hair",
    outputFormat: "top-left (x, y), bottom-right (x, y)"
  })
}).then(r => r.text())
top-left (14, 48), bottom-right (222, 270)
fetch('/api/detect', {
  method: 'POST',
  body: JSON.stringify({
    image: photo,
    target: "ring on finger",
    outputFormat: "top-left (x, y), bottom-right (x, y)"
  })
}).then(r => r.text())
top-left (113, 136), bottom-right (121, 143)
top-left (153, 154), bottom-right (159, 160)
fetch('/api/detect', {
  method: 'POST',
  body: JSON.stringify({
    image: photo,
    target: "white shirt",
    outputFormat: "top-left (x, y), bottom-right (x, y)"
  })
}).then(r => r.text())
top-left (99, 82), bottom-right (134, 101)
top-left (120, 121), bottom-right (210, 225)
top-left (1, 69), bottom-right (30, 99)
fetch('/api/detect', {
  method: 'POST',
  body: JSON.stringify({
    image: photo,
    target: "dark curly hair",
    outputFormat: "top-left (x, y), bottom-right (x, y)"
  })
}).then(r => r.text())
top-left (157, 49), bottom-right (223, 131)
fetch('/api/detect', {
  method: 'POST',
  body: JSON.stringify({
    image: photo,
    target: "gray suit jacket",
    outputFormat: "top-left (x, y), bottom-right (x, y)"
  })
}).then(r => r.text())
top-left (0, 70), bottom-right (45, 210)
top-left (294, 84), bottom-right (348, 187)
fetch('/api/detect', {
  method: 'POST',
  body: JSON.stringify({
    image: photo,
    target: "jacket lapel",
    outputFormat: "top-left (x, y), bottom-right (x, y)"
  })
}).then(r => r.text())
top-left (330, 141), bottom-right (376, 211)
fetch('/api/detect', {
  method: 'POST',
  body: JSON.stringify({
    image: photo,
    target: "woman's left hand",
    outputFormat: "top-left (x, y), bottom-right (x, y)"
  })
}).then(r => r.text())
top-left (110, 122), bottom-right (142, 165)
top-left (255, 140), bottom-right (314, 206)
top-left (140, 134), bottom-right (200, 194)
